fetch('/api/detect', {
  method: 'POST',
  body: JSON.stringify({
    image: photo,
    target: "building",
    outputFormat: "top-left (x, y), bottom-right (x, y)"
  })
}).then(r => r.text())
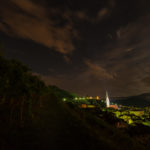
top-left (109, 105), bottom-right (118, 109)
top-left (106, 91), bottom-right (110, 107)
top-left (80, 104), bottom-right (95, 109)
top-left (106, 91), bottom-right (118, 109)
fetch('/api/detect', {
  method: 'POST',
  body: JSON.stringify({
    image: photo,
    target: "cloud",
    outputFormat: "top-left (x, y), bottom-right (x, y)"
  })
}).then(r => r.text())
top-left (11, 0), bottom-right (45, 17)
top-left (75, 0), bottom-right (116, 23)
top-left (63, 55), bottom-right (71, 63)
top-left (0, 22), bottom-right (10, 35)
top-left (108, 0), bottom-right (116, 8)
top-left (97, 8), bottom-right (110, 19)
top-left (33, 72), bottom-right (82, 94)
top-left (76, 11), bottom-right (89, 20)
top-left (0, 0), bottom-right (78, 54)
top-left (95, 14), bottom-right (150, 96)
top-left (33, 58), bottom-right (115, 96)
top-left (34, 73), bottom-right (65, 87)
top-left (75, 8), bottom-right (111, 23)
top-left (84, 60), bottom-right (114, 80)
top-left (142, 76), bottom-right (150, 86)
top-left (31, 13), bottom-right (150, 97)
top-left (96, 0), bottom-right (115, 21)
top-left (74, 11), bottom-right (94, 23)
top-left (34, 70), bottom-right (106, 97)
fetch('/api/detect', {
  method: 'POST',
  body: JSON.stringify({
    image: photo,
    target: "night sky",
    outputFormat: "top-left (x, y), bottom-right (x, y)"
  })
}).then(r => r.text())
top-left (0, 0), bottom-right (150, 97)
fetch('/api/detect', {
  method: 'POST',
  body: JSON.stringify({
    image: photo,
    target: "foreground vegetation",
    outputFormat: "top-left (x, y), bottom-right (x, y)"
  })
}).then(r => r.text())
top-left (0, 55), bottom-right (150, 150)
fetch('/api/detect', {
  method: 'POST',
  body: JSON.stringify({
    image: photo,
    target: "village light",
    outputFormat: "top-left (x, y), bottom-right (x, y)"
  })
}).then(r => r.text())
top-left (63, 98), bottom-right (66, 101)
top-left (96, 96), bottom-right (100, 100)
top-left (74, 97), bottom-right (78, 100)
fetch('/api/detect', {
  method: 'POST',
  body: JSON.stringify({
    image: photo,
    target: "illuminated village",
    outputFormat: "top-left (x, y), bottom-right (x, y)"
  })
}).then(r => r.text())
top-left (63, 91), bottom-right (150, 127)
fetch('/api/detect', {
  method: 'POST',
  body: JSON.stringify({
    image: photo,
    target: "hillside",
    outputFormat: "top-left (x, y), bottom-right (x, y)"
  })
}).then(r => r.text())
top-left (112, 93), bottom-right (150, 107)
top-left (0, 56), bottom-right (149, 150)
top-left (0, 93), bottom-right (147, 150)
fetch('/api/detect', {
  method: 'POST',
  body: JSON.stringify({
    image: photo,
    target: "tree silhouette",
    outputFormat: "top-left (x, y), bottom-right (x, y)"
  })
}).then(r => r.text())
top-left (0, 56), bottom-right (46, 125)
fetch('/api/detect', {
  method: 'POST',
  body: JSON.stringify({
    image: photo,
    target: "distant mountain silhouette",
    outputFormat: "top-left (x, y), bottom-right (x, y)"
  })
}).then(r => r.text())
top-left (112, 93), bottom-right (150, 107)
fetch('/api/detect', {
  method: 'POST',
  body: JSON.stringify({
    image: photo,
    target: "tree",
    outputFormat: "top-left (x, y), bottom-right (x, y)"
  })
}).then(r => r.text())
top-left (0, 56), bottom-right (46, 125)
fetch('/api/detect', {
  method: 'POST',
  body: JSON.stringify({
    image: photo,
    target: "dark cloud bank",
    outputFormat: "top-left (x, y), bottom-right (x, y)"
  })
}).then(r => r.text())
top-left (0, 0), bottom-right (150, 97)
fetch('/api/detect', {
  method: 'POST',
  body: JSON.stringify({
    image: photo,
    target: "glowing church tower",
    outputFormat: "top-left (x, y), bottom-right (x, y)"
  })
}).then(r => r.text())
top-left (106, 91), bottom-right (110, 107)
top-left (105, 91), bottom-right (118, 109)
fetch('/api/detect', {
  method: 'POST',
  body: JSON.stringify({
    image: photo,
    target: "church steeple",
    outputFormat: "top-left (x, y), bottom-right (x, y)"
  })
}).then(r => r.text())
top-left (106, 91), bottom-right (110, 107)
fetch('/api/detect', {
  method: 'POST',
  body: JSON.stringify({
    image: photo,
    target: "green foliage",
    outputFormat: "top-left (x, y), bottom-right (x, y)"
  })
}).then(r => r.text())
top-left (48, 85), bottom-right (75, 99)
top-left (0, 56), bottom-right (46, 125)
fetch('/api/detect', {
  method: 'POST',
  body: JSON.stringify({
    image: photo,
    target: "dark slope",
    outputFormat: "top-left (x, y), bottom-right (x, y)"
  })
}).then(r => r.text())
top-left (0, 93), bottom-right (146, 150)
top-left (48, 85), bottom-right (77, 99)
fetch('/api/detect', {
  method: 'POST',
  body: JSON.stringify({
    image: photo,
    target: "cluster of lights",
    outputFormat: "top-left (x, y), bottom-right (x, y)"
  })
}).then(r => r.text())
top-left (74, 97), bottom-right (86, 100)
top-left (62, 96), bottom-right (100, 102)
top-left (74, 97), bottom-right (91, 100)
top-left (74, 96), bottom-right (100, 100)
